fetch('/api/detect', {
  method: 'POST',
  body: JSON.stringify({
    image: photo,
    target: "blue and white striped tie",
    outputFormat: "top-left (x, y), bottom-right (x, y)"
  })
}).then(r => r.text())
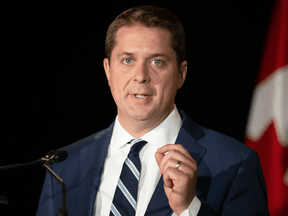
top-left (110, 138), bottom-right (147, 216)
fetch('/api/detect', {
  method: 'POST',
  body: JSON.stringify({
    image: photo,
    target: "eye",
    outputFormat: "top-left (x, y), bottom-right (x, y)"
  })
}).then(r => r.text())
top-left (123, 58), bottom-right (133, 64)
top-left (152, 60), bottom-right (162, 66)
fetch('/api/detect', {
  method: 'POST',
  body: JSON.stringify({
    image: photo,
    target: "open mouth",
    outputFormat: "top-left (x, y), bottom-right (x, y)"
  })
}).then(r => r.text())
top-left (134, 94), bottom-right (148, 99)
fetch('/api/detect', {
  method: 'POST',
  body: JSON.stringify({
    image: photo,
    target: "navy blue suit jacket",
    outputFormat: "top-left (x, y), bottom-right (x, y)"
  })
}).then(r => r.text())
top-left (36, 110), bottom-right (269, 215)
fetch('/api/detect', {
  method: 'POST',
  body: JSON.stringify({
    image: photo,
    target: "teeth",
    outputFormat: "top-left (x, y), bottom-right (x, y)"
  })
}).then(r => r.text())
top-left (135, 94), bottom-right (146, 98)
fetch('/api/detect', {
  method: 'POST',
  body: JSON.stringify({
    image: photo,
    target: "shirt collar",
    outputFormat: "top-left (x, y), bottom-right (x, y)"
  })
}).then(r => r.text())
top-left (110, 115), bottom-right (135, 152)
top-left (141, 105), bottom-right (182, 148)
top-left (110, 104), bottom-right (182, 152)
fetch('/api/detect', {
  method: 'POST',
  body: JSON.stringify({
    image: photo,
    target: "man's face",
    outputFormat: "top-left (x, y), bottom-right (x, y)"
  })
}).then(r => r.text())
top-left (104, 25), bottom-right (187, 128)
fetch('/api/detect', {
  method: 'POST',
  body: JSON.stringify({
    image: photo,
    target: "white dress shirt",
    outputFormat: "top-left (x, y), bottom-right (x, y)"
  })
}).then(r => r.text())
top-left (94, 105), bottom-right (201, 216)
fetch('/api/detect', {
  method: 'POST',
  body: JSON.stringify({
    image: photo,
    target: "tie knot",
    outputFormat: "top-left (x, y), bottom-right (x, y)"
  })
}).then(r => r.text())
top-left (129, 138), bottom-right (147, 154)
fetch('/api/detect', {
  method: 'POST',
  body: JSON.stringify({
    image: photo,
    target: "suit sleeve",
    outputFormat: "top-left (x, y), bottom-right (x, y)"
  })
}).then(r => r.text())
top-left (220, 149), bottom-right (269, 215)
top-left (36, 170), bottom-right (57, 216)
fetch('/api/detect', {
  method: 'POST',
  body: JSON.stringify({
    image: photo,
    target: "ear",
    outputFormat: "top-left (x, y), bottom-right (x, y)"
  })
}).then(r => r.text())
top-left (103, 58), bottom-right (111, 86)
top-left (177, 60), bottom-right (187, 89)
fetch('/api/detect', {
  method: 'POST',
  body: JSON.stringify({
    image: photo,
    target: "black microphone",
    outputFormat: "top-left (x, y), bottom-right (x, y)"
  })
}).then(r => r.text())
top-left (0, 150), bottom-right (68, 216)
top-left (44, 150), bottom-right (68, 164)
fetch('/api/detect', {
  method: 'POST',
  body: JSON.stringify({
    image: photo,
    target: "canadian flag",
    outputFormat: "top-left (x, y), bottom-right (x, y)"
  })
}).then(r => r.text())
top-left (245, 0), bottom-right (288, 215)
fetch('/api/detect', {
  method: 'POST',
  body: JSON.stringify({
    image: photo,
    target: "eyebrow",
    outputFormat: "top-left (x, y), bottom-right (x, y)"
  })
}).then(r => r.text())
top-left (117, 52), bottom-right (134, 58)
top-left (117, 52), bottom-right (170, 60)
top-left (149, 53), bottom-right (170, 59)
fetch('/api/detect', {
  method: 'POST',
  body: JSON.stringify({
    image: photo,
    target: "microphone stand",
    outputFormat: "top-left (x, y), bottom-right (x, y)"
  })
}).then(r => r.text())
top-left (43, 162), bottom-right (67, 216)
top-left (0, 150), bottom-right (68, 216)
top-left (0, 158), bottom-right (45, 171)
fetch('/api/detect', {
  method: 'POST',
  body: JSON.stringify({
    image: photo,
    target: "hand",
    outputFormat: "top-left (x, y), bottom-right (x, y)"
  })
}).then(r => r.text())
top-left (155, 144), bottom-right (197, 215)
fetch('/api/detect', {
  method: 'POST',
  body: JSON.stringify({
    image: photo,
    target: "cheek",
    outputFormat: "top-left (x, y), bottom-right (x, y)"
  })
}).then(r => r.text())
top-left (110, 77), bottom-right (122, 99)
top-left (156, 73), bottom-right (179, 103)
top-left (161, 72), bottom-right (179, 92)
top-left (109, 71), bottom-right (129, 99)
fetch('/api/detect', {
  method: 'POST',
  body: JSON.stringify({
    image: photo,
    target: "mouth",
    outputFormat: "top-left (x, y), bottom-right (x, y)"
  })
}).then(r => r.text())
top-left (134, 94), bottom-right (148, 99)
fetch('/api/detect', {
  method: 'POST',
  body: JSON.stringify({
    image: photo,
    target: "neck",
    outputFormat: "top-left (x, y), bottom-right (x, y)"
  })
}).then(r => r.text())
top-left (118, 108), bottom-right (174, 138)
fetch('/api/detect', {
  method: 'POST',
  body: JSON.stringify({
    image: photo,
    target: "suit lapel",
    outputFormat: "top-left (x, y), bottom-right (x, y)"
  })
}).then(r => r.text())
top-left (76, 110), bottom-right (206, 216)
top-left (145, 110), bottom-right (207, 216)
top-left (79, 123), bottom-right (114, 216)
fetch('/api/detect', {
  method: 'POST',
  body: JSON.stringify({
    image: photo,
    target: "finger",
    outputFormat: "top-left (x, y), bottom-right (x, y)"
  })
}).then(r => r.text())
top-left (157, 144), bottom-right (196, 163)
top-left (163, 166), bottom-right (188, 189)
top-left (162, 158), bottom-right (196, 177)
top-left (159, 149), bottom-right (195, 175)
top-left (155, 145), bottom-right (173, 168)
top-left (163, 167), bottom-right (178, 189)
top-left (162, 158), bottom-right (179, 175)
top-left (164, 177), bottom-right (174, 189)
top-left (155, 151), bottom-right (164, 167)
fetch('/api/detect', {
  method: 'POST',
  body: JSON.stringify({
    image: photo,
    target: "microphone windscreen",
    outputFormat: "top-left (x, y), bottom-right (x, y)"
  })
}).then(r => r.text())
top-left (46, 150), bottom-right (68, 163)
top-left (55, 150), bottom-right (68, 162)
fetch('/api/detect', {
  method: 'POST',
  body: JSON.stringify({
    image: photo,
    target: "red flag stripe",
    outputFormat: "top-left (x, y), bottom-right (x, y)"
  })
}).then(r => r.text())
top-left (257, 0), bottom-right (288, 84)
top-left (246, 123), bottom-right (288, 215)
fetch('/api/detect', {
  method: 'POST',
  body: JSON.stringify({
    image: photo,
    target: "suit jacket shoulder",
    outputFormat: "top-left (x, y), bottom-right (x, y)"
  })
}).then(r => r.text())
top-left (61, 122), bottom-right (115, 153)
top-left (36, 122), bottom-right (115, 216)
top-left (178, 110), bottom-right (268, 215)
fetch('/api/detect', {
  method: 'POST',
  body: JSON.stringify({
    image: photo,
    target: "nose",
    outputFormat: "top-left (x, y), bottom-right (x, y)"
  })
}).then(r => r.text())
top-left (133, 63), bottom-right (151, 84)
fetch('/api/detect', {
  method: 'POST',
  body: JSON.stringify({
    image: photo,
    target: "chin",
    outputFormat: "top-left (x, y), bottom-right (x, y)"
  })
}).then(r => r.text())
top-left (127, 109), bottom-right (156, 122)
top-left (130, 112), bottom-right (153, 122)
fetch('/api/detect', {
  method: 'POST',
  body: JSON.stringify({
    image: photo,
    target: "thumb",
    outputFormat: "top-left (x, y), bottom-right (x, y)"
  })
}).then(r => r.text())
top-left (155, 151), bottom-right (164, 167)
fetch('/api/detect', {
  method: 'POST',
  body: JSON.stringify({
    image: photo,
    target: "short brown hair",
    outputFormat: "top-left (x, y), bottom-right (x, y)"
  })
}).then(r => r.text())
top-left (105, 5), bottom-right (186, 67)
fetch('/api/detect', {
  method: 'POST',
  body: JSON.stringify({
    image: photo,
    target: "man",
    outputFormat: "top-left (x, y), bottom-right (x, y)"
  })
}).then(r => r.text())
top-left (36, 5), bottom-right (269, 216)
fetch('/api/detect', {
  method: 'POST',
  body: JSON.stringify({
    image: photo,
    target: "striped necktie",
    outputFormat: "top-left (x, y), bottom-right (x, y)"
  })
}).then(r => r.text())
top-left (110, 138), bottom-right (147, 216)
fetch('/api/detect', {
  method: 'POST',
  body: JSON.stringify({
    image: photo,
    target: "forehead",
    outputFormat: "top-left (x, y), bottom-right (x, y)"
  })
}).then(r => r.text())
top-left (112, 25), bottom-right (175, 58)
